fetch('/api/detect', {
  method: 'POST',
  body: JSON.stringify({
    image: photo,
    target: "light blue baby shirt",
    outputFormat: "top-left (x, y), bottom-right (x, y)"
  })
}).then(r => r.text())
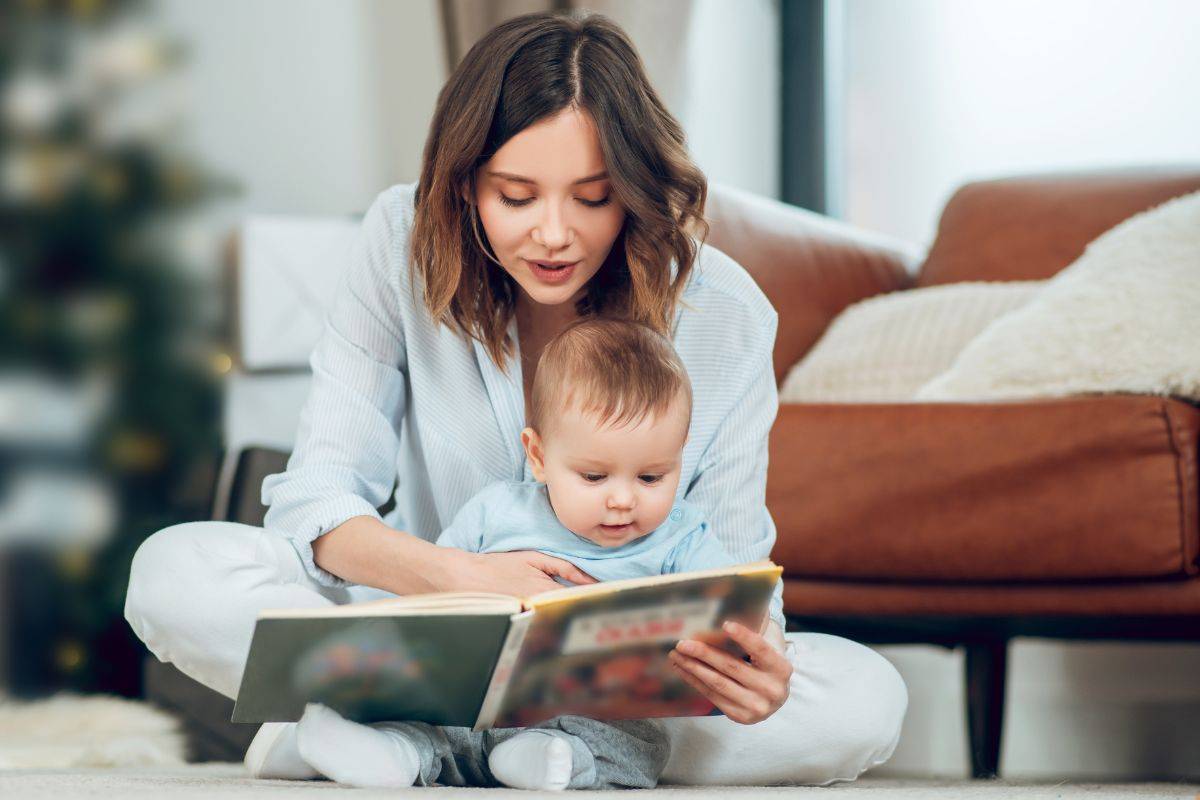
top-left (435, 480), bottom-right (785, 631)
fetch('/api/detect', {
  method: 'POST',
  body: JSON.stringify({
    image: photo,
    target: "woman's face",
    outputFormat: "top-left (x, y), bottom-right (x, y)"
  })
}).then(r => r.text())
top-left (473, 107), bottom-right (626, 310)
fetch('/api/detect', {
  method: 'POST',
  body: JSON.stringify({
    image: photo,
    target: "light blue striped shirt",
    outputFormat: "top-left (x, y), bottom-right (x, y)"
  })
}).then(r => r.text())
top-left (261, 182), bottom-right (785, 627)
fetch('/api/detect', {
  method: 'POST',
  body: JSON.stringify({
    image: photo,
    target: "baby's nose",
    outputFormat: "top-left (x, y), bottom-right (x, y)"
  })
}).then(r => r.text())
top-left (607, 491), bottom-right (634, 509)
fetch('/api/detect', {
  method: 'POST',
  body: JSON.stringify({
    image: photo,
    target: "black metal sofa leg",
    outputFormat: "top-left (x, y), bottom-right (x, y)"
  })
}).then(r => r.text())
top-left (965, 637), bottom-right (1008, 779)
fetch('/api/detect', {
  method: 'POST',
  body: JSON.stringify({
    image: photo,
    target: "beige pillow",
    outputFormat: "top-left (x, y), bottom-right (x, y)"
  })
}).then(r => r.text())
top-left (780, 281), bottom-right (1043, 403)
top-left (917, 190), bottom-right (1200, 401)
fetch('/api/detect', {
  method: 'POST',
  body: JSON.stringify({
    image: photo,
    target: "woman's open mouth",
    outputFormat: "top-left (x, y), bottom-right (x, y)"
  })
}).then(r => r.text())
top-left (526, 259), bottom-right (579, 285)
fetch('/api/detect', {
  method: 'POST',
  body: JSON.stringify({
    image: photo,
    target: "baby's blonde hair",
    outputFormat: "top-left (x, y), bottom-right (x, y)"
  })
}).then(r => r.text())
top-left (530, 317), bottom-right (692, 436)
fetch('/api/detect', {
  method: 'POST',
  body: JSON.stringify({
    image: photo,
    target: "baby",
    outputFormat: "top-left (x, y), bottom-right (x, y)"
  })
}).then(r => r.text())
top-left (290, 317), bottom-right (785, 790)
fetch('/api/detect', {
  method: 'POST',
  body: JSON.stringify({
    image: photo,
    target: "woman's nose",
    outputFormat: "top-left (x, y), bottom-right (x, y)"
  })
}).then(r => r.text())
top-left (533, 202), bottom-right (572, 250)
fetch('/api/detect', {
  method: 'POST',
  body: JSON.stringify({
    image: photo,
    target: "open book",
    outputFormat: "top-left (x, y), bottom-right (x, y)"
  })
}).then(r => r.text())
top-left (232, 560), bottom-right (781, 731)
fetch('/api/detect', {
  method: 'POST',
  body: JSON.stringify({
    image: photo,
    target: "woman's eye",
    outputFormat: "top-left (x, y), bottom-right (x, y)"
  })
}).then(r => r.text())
top-left (497, 194), bottom-right (611, 209)
top-left (582, 473), bottom-right (605, 483)
top-left (639, 475), bottom-right (663, 484)
top-left (498, 194), bottom-right (534, 208)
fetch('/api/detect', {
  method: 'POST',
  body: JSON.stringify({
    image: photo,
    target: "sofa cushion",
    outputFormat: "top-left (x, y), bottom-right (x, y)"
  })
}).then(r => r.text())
top-left (917, 190), bottom-right (1200, 402)
top-left (767, 396), bottom-right (1200, 582)
top-left (779, 281), bottom-right (1041, 402)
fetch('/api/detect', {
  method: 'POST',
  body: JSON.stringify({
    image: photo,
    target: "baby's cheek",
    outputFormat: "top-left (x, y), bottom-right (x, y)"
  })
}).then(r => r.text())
top-left (641, 495), bottom-right (674, 529)
top-left (548, 483), bottom-right (597, 535)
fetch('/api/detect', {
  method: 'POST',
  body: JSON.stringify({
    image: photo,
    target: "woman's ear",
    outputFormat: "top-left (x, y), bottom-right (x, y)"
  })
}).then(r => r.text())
top-left (521, 426), bottom-right (547, 481)
top-left (461, 171), bottom-right (479, 206)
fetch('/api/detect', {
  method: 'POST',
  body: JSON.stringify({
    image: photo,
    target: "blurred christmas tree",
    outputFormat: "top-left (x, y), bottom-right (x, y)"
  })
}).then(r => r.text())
top-left (0, 0), bottom-right (235, 696)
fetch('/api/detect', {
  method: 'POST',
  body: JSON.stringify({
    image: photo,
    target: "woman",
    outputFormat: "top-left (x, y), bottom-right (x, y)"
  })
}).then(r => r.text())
top-left (124, 10), bottom-right (906, 786)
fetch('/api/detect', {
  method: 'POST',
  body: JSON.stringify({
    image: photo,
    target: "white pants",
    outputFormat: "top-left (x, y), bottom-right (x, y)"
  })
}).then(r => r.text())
top-left (124, 521), bottom-right (908, 786)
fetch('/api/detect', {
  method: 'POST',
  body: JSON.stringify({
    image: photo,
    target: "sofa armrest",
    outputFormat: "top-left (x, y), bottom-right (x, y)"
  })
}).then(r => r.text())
top-left (917, 166), bottom-right (1200, 287)
top-left (704, 182), bottom-right (923, 384)
top-left (766, 395), bottom-right (1200, 582)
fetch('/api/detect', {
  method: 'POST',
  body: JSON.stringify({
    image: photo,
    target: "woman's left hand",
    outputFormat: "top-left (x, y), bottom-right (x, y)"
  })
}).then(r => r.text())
top-left (668, 620), bottom-right (793, 725)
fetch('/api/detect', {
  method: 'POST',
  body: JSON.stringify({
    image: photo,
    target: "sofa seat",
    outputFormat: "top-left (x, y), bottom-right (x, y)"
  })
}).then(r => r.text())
top-left (782, 575), bottom-right (1200, 618)
top-left (768, 395), bottom-right (1200, 584)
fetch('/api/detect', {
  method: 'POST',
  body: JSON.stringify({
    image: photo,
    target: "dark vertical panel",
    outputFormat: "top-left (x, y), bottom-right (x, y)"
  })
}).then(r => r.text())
top-left (780, 0), bottom-right (826, 212)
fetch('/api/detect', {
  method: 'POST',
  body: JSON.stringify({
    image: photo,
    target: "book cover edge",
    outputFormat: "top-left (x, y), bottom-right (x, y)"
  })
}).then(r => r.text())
top-left (472, 609), bottom-right (535, 731)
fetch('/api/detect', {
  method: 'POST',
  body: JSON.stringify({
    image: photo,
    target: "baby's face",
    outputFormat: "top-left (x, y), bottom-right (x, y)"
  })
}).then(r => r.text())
top-left (521, 395), bottom-right (689, 548)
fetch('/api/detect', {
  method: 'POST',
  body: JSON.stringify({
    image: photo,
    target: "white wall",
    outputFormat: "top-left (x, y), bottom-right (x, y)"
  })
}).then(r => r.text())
top-left (154, 0), bottom-right (445, 221)
top-left (839, 0), bottom-right (1200, 246)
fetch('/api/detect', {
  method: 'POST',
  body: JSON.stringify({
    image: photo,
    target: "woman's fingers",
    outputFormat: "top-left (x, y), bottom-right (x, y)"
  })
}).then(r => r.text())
top-left (676, 640), bottom-right (754, 686)
top-left (668, 620), bottom-right (794, 724)
top-left (667, 654), bottom-right (755, 718)
top-left (667, 650), bottom-right (764, 724)
top-left (531, 553), bottom-right (598, 585)
top-left (677, 622), bottom-right (791, 690)
top-left (469, 551), bottom-right (589, 596)
top-left (724, 620), bottom-right (793, 680)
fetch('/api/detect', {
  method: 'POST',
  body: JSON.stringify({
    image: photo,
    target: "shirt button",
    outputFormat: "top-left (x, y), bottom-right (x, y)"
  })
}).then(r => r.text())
top-left (670, 509), bottom-right (683, 522)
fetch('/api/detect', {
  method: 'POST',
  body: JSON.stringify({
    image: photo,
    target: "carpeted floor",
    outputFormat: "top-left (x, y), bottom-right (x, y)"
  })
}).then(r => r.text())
top-left (1, 764), bottom-right (1198, 799)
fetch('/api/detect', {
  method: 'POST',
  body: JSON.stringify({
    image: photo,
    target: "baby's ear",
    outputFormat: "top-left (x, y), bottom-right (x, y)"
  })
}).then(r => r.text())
top-left (520, 427), bottom-right (546, 478)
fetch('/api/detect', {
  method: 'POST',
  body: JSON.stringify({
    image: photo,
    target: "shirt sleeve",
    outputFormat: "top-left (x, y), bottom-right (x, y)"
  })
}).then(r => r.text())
top-left (683, 322), bottom-right (786, 632)
top-left (434, 483), bottom-right (502, 554)
top-left (261, 188), bottom-right (408, 588)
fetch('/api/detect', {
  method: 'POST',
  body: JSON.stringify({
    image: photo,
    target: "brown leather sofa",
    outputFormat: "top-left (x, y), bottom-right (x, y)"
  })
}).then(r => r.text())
top-left (706, 167), bottom-right (1200, 778)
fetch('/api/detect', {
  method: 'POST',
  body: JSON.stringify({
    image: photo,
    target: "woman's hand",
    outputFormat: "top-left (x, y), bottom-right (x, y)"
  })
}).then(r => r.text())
top-left (668, 619), bottom-right (793, 725)
top-left (433, 547), bottom-right (597, 597)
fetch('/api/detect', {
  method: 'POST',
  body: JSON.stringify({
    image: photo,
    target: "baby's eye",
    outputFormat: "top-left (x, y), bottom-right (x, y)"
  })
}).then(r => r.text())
top-left (582, 473), bottom-right (605, 483)
top-left (638, 474), bottom-right (663, 484)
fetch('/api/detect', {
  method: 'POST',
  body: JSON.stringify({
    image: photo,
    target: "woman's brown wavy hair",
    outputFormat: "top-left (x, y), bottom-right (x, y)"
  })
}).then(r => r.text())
top-left (410, 10), bottom-right (708, 373)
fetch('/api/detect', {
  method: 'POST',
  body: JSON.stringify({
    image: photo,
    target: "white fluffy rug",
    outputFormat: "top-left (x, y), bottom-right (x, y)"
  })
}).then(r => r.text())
top-left (917, 190), bottom-right (1200, 401)
top-left (0, 691), bottom-right (187, 768)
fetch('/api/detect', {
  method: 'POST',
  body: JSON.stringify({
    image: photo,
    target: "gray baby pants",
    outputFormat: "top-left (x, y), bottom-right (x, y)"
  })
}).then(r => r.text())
top-left (374, 715), bottom-right (669, 789)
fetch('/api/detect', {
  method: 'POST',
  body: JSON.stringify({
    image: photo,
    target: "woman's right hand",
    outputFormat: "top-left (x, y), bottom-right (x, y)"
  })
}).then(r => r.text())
top-left (433, 548), bottom-right (597, 597)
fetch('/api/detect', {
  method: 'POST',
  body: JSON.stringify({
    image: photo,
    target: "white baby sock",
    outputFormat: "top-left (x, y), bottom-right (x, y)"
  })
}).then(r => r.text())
top-left (294, 703), bottom-right (422, 788)
top-left (488, 730), bottom-right (574, 791)
top-left (243, 721), bottom-right (318, 780)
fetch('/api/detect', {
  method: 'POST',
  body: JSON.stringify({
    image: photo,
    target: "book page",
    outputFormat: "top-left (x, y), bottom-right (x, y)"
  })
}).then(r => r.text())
top-left (522, 559), bottom-right (776, 608)
top-left (260, 592), bottom-right (523, 619)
